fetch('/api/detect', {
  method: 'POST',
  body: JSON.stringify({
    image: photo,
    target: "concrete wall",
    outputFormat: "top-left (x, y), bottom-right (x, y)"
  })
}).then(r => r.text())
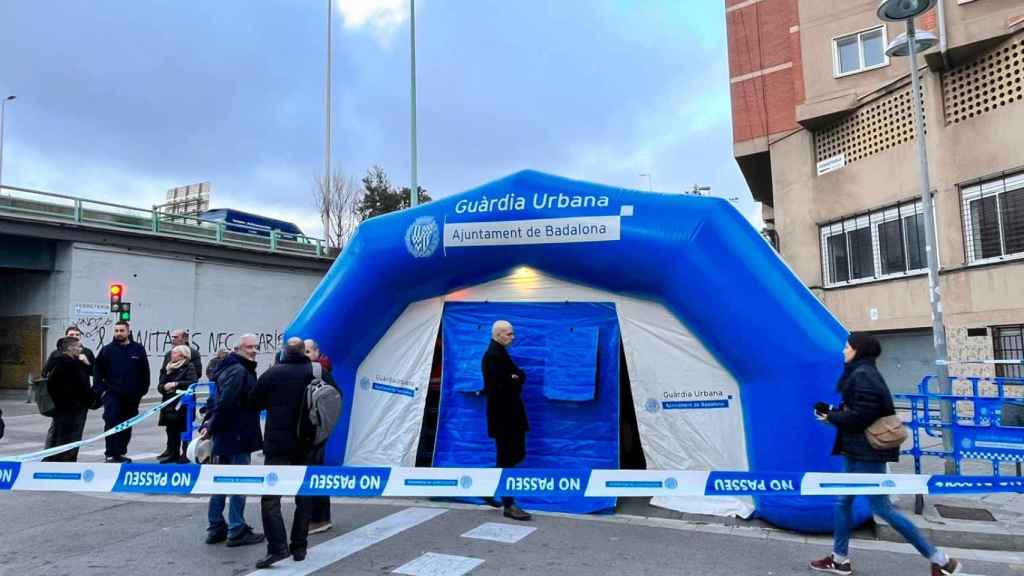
top-left (11, 241), bottom-right (326, 390)
top-left (797, 0), bottom-right (907, 106)
top-left (945, 0), bottom-right (1024, 52)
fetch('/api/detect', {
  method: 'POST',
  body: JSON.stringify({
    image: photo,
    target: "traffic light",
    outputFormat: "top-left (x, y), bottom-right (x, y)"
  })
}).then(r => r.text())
top-left (109, 283), bottom-right (124, 312)
top-left (117, 302), bottom-right (131, 322)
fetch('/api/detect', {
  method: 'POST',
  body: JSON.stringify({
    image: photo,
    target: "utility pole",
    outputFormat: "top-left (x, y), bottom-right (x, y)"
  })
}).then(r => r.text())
top-left (409, 0), bottom-right (419, 207)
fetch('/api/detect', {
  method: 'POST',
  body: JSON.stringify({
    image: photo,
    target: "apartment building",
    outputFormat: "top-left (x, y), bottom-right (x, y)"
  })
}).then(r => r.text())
top-left (726, 0), bottom-right (1024, 391)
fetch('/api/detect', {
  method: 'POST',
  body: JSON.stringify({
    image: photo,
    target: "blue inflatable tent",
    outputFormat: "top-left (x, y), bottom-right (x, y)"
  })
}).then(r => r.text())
top-left (286, 170), bottom-right (867, 533)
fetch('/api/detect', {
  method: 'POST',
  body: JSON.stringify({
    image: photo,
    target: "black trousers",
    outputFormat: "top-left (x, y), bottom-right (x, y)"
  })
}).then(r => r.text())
top-left (261, 455), bottom-right (312, 555)
top-left (164, 424), bottom-right (185, 456)
top-left (42, 409), bottom-right (88, 462)
top-left (310, 446), bottom-right (331, 524)
top-left (495, 431), bottom-right (526, 507)
top-left (103, 395), bottom-right (140, 458)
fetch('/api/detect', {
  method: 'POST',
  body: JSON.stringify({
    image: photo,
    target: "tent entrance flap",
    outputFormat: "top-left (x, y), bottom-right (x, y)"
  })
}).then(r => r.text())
top-left (434, 301), bottom-right (620, 514)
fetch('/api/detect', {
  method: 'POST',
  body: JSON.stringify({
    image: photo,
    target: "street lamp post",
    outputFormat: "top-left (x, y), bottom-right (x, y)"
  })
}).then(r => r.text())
top-left (409, 0), bottom-right (419, 208)
top-left (325, 0), bottom-right (333, 238)
top-left (877, 0), bottom-right (955, 474)
top-left (0, 95), bottom-right (15, 188)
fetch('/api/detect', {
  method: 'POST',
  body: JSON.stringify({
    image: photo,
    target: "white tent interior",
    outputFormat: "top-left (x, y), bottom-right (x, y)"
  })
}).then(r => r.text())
top-left (344, 267), bottom-right (754, 518)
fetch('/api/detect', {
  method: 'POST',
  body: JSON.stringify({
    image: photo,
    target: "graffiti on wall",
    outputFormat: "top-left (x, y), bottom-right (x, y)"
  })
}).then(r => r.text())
top-left (52, 317), bottom-right (285, 365)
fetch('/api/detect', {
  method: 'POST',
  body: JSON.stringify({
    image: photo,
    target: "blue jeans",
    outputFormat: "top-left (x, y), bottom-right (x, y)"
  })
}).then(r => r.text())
top-left (833, 457), bottom-right (936, 558)
top-left (207, 452), bottom-right (252, 537)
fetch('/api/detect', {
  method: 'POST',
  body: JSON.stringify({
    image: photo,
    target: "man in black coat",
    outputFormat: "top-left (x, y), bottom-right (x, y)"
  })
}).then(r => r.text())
top-left (162, 329), bottom-right (203, 377)
top-left (42, 337), bottom-right (94, 462)
top-left (44, 325), bottom-right (96, 382)
top-left (202, 334), bottom-right (264, 547)
top-left (92, 321), bottom-right (150, 463)
top-left (481, 320), bottom-right (531, 521)
top-left (249, 337), bottom-right (317, 569)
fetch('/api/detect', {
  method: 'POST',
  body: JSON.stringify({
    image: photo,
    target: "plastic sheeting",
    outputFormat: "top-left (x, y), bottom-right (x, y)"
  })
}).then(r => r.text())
top-left (543, 326), bottom-right (599, 402)
top-left (287, 170), bottom-right (870, 533)
top-left (434, 301), bottom-right (619, 514)
top-left (441, 272), bottom-right (754, 518)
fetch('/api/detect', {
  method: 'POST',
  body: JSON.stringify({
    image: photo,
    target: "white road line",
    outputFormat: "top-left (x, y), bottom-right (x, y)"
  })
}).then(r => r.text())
top-left (246, 507), bottom-right (448, 576)
top-left (461, 522), bottom-right (536, 544)
top-left (394, 552), bottom-right (484, 576)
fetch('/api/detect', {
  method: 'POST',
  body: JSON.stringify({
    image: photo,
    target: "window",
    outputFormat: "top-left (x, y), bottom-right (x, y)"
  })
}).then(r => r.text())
top-left (833, 26), bottom-right (889, 77)
top-left (961, 172), bottom-right (1024, 263)
top-left (821, 200), bottom-right (928, 287)
top-left (993, 325), bottom-right (1024, 379)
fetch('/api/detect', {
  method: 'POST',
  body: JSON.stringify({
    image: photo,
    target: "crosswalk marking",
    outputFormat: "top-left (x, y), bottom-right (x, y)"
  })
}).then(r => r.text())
top-left (246, 507), bottom-right (448, 576)
top-left (460, 522), bottom-right (536, 544)
top-left (393, 553), bottom-right (484, 576)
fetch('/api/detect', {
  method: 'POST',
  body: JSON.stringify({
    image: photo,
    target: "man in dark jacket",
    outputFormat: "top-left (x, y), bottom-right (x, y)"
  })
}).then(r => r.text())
top-left (249, 337), bottom-right (317, 569)
top-left (42, 337), bottom-right (94, 462)
top-left (92, 321), bottom-right (149, 463)
top-left (481, 320), bottom-right (531, 521)
top-left (44, 325), bottom-right (96, 382)
top-left (162, 329), bottom-right (203, 378)
top-left (202, 333), bottom-right (264, 547)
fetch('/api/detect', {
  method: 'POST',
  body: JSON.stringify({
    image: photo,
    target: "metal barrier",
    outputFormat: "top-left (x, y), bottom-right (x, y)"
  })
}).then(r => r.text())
top-left (180, 381), bottom-right (216, 444)
top-left (897, 375), bottom-right (1024, 476)
top-left (0, 184), bottom-right (333, 258)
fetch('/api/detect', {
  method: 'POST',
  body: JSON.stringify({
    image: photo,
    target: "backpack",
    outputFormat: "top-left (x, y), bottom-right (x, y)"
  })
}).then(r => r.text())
top-left (30, 376), bottom-right (55, 418)
top-left (300, 363), bottom-right (342, 446)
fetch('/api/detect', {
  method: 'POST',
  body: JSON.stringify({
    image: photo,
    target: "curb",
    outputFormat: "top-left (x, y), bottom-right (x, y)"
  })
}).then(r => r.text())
top-left (617, 497), bottom-right (1024, 552)
top-left (874, 501), bottom-right (1024, 552)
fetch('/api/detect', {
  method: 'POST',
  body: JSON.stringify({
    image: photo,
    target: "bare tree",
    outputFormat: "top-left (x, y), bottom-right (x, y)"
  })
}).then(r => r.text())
top-left (313, 170), bottom-right (363, 249)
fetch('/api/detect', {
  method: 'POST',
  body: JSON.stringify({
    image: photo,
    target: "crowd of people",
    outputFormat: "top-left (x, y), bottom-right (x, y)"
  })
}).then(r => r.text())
top-left (30, 320), bottom-right (967, 574)
top-left (38, 326), bottom-right (340, 569)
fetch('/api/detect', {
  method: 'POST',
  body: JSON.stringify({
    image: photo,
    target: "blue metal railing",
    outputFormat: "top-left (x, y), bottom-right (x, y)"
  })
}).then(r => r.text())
top-left (180, 381), bottom-right (216, 445)
top-left (897, 375), bottom-right (1024, 476)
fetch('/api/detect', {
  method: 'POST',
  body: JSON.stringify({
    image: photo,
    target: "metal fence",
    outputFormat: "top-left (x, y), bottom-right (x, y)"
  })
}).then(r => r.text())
top-left (0, 185), bottom-right (334, 259)
top-left (897, 375), bottom-right (1024, 476)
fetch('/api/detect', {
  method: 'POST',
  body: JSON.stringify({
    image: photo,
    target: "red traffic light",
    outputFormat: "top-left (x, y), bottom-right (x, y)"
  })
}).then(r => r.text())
top-left (109, 283), bottom-right (124, 312)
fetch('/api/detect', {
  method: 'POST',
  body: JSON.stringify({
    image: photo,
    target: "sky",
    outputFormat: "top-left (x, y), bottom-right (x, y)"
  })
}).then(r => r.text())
top-left (0, 0), bottom-right (758, 238)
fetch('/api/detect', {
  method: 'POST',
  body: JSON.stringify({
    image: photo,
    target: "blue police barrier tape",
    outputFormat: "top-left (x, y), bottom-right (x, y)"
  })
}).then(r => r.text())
top-left (0, 462), bottom-right (1021, 497)
top-left (0, 390), bottom-right (191, 462)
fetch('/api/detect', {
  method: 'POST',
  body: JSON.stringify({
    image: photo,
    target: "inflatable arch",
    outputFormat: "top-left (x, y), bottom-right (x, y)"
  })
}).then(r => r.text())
top-left (287, 170), bottom-right (867, 533)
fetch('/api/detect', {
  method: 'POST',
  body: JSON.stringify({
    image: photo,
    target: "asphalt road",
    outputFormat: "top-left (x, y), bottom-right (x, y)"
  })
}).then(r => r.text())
top-left (1, 399), bottom-right (1022, 576)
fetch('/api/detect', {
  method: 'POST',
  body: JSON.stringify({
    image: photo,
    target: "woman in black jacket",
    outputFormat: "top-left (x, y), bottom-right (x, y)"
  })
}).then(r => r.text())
top-left (158, 345), bottom-right (198, 463)
top-left (810, 333), bottom-right (961, 576)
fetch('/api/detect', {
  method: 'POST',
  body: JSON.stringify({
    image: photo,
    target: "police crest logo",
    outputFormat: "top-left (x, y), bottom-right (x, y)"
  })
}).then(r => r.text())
top-left (405, 216), bottom-right (440, 258)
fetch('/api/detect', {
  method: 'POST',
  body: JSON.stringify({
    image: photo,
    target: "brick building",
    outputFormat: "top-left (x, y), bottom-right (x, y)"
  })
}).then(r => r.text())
top-left (726, 0), bottom-right (1024, 391)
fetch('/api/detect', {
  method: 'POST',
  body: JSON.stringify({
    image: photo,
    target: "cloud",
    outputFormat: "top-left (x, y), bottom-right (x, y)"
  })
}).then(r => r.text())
top-left (336, 0), bottom-right (411, 46)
